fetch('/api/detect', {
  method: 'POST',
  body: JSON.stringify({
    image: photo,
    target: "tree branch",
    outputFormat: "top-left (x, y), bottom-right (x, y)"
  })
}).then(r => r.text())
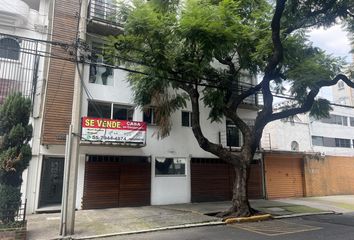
top-left (180, 85), bottom-right (243, 166)
top-left (268, 74), bottom-right (353, 122)
top-left (261, 0), bottom-right (287, 115)
top-left (284, 0), bottom-right (337, 35)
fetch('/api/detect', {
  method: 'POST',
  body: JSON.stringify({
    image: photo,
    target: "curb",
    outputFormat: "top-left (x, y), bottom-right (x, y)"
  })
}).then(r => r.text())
top-left (273, 211), bottom-right (336, 219)
top-left (68, 221), bottom-right (225, 240)
top-left (223, 214), bottom-right (272, 224)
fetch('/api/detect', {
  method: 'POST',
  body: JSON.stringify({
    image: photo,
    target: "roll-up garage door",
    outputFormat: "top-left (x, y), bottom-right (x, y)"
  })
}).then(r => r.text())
top-left (82, 155), bottom-right (151, 209)
top-left (264, 154), bottom-right (304, 199)
top-left (191, 158), bottom-right (263, 202)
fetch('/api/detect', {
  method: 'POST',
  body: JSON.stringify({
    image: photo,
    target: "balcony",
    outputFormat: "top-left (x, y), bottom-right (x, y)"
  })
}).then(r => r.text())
top-left (87, 0), bottom-right (123, 36)
top-left (0, 0), bottom-right (30, 27)
top-left (239, 82), bottom-right (261, 109)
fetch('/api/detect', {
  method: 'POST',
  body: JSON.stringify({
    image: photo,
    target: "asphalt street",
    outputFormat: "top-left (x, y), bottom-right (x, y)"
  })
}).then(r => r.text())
top-left (97, 213), bottom-right (354, 240)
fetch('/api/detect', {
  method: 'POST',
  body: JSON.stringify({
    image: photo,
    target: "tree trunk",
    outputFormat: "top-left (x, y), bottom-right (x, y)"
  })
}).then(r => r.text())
top-left (217, 164), bottom-right (258, 218)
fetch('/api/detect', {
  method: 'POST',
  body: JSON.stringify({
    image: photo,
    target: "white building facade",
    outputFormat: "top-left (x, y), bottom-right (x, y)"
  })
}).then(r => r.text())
top-left (262, 104), bottom-right (354, 156)
top-left (23, 0), bottom-right (261, 213)
top-left (0, 0), bottom-right (52, 206)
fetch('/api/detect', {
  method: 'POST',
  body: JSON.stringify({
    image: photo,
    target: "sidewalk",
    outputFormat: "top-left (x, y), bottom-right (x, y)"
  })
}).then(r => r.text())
top-left (27, 195), bottom-right (354, 240)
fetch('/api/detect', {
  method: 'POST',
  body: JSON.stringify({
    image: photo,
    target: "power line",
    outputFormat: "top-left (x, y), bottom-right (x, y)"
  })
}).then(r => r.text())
top-left (2, 31), bottom-right (354, 111)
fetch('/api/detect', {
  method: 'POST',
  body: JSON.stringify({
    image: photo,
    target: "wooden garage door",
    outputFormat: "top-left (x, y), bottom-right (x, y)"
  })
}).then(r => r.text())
top-left (82, 155), bottom-right (150, 209)
top-left (191, 158), bottom-right (263, 202)
top-left (265, 154), bottom-right (304, 199)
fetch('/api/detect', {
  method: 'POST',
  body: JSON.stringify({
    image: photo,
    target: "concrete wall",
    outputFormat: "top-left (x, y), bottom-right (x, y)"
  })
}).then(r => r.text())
top-left (304, 155), bottom-right (354, 197)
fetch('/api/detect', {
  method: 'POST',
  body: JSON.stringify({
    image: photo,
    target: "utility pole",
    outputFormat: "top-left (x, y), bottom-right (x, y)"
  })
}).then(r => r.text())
top-left (60, 0), bottom-right (87, 236)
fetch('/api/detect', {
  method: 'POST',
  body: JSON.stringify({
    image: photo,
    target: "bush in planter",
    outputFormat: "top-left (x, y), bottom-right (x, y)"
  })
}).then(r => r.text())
top-left (0, 185), bottom-right (21, 224)
top-left (0, 93), bottom-right (32, 224)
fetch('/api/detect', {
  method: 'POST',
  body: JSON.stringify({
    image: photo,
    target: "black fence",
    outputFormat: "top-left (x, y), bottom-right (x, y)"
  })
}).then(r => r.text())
top-left (0, 200), bottom-right (26, 228)
top-left (0, 33), bottom-right (41, 104)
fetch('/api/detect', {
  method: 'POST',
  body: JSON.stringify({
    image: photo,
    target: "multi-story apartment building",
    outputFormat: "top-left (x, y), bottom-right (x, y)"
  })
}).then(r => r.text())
top-left (0, 0), bottom-right (52, 204)
top-left (262, 102), bottom-right (354, 156)
top-left (23, 0), bottom-right (262, 214)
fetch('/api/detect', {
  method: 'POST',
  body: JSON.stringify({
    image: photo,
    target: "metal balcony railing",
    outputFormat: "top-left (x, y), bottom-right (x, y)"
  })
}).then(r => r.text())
top-left (0, 33), bottom-right (40, 103)
top-left (88, 0), bottom-right (121, 26)
top-left (238, 82), bottom-right (261, 106)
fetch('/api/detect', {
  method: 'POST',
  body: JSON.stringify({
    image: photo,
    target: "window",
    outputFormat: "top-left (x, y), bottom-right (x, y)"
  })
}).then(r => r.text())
top-left (291, 141), bottom-right (299, 151)
top-left (338, 81), bottom-right (345, 90)
top-left (335, 138), bottom-right (351, 148)
top-left (155, 157), bottom-right (186, 175)
top-left (350, 117), bottom-right (354, 127)
top-left (320, 114), bottom-right (348, 126)
top-left (0, 38), bottom-right (20, 60)
top-left (312, 136), bottom-right (324, 146)
top-left (113, 104), bottom-right (133, 120)
top-left (312, 135), bottom-right (351, 148)
top-left (87, 101), bottom-right (111, 118)
top-left (226, 120), bottom-right (241, 147)
top-left (87, 100), bottom-right (134, 120)
top-left (143, 107), bottom-right (157, 125)
top-left (89, 42), bottom-right (113, 86)
top-left (181, 111), bottom-right (192, 127)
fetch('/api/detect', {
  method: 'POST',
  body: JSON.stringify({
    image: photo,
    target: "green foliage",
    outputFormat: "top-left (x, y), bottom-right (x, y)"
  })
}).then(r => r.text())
top-left (0, 93), bottom-right (32, 223)
top-left (107, 0), bottom-right (353, 139)
top-left (310, 98), bottom-right (333, 119)
top-left (0, 184), bottom-right (21, 223)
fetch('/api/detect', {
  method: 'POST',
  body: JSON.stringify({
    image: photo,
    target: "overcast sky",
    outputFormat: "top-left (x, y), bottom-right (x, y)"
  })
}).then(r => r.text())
top-left (272, 25), bottom-right (352, 103)
top-left (308, 24), bottom-right (352, 63)
top-left (308, 25), bottom-right (352, 101)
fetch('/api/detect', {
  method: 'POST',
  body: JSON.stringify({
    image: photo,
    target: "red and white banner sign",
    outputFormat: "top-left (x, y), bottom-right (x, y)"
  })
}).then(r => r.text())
top-left (81, 117), bottom-right (146, 144)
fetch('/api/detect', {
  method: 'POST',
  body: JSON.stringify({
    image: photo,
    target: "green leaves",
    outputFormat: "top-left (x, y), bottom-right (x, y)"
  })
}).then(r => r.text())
top-left (0, 93), bottom-right (32, 186)
top-left (309, 98), bottom-right (333, 119)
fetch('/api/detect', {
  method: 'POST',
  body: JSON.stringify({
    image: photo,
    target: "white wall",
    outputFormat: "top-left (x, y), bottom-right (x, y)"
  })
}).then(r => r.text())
top-left (1, 0), bottom-right (53, 213)
top-left (74, 59), bottom-right (259, 208)
top-left (310, 106), bottom-right (354, 156)
top-left (261, 114), bottom-right (312, 152)
top-left (262, 105), bottom-right (354, 157)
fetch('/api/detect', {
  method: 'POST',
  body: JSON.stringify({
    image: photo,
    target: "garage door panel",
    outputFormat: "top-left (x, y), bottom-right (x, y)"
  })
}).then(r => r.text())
top-left (82, 156), bottom-right (151, 209)
top-left (265, 155), bottom-right (304, 199)
top-left (191, 158), bottom-right (263, 202)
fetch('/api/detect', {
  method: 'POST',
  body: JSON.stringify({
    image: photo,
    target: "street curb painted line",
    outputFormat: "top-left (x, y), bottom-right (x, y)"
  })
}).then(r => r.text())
top-left (68, 221), bottom-right (225, 240)
top-left (273, 211), bottom-right (336, 219)
top-left (224, 214), bottom-right (272, 224)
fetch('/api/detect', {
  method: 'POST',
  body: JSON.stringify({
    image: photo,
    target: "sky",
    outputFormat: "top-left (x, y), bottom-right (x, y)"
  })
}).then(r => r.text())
top-left (308, 25), bottom-right (352, 101)
top-left (308, 24), bottom-right (352, 64)
top-left (272, 24), bottom-right (352, 104)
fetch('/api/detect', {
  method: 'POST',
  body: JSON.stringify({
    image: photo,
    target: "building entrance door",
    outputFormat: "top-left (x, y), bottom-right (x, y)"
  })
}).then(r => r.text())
top-left (38, 156), bottom-right (64, 208)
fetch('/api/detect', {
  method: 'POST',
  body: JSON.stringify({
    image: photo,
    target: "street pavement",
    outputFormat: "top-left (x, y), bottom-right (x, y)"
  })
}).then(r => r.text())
top-left (26, 195), bottom-right (354, 239)
top-left (99, 213), bottom-right (354, 240)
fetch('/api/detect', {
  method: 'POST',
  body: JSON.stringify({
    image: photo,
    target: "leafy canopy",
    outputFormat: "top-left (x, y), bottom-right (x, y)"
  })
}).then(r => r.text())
top-left (106, 0), bottom-right (353, 138)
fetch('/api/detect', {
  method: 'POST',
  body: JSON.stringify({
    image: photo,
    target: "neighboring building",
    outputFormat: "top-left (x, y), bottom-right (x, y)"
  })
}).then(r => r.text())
top-left (24, 0), bottom-right (262, 214)
top-left (332, 79), bottom-right (354, 106)
top-left (0, 0), bottom-right (52, 204)
top-left (262, 102), bottom-right (354, 156)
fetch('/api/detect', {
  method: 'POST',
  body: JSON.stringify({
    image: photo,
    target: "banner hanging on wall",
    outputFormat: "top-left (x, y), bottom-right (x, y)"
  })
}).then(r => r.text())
top-left (81, 117), bottom-right (147, 144)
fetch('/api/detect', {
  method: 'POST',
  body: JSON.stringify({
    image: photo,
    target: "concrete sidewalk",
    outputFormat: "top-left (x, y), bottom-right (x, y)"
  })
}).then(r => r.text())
top-left (27, 195), bottom-right (354, 240)
top-left (275, 195), bottom-right (354, 214)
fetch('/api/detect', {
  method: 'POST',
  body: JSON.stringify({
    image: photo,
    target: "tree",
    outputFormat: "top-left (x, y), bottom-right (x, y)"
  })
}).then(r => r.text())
top-left (105, 0), bottom-right (354, 217)
top-left (0, 93), bottom-right (32, 223)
